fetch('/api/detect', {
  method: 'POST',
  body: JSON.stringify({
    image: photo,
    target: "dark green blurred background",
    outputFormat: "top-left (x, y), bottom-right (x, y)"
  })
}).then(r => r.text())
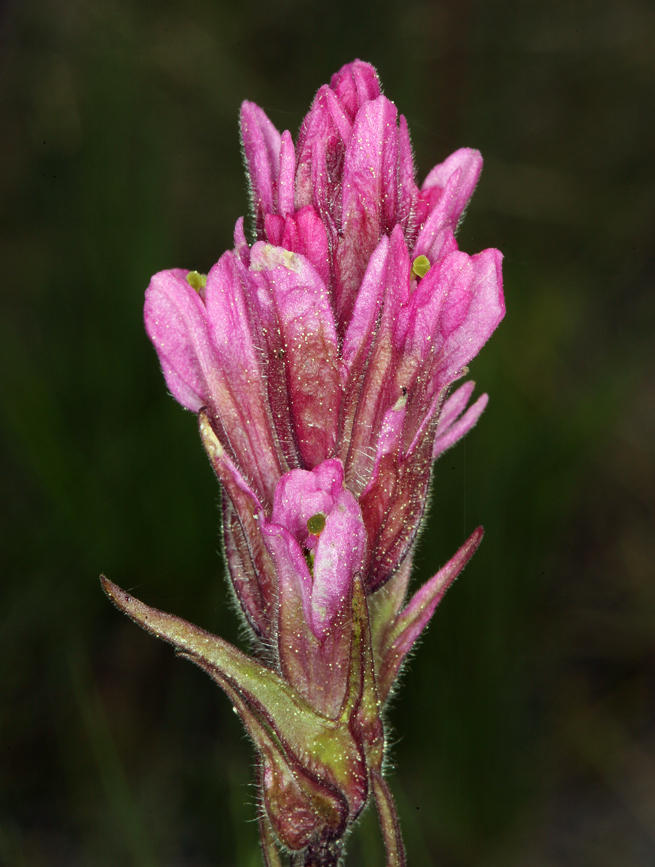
top-left (2, 0), bottom-right (654, 864)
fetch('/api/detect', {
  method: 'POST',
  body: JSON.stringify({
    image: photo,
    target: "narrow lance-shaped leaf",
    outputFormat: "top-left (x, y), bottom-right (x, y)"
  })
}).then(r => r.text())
top-left (99, 578), bottom-right (367, 806)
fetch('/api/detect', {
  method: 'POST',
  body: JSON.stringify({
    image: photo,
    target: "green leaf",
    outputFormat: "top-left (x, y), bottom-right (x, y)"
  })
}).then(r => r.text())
top-left (100, 578), bottom-right (367, 829)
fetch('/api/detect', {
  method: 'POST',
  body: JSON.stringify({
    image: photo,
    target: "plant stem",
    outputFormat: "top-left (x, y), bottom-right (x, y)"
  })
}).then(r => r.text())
top-left (301, 840), bottom-right (344, 867)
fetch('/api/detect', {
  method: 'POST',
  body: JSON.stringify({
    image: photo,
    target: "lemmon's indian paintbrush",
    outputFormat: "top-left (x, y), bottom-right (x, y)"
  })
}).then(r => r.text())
top-left (103, 60), bottom-right (505, 867)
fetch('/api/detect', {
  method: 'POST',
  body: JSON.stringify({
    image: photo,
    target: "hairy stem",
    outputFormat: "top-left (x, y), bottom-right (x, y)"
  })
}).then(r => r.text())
top-left (301, 839), bottom-right (344, 867)
top-left (372, 770), bottom-right (406, 867)
top-left (259, 809), bottom-right (285, 867)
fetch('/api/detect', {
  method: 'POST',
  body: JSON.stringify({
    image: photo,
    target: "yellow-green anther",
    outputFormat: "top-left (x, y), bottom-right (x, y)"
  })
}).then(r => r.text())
top-left (411, 255), bottom-right (430, 279)
top-left (186, 271), bottom-right (207, 292)
top-left (307, 513), bottom-right (327, 536)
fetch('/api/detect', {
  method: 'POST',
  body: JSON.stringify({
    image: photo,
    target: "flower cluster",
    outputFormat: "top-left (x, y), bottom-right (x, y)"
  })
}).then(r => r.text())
top-left (103, 60), bottom-right (504, 867)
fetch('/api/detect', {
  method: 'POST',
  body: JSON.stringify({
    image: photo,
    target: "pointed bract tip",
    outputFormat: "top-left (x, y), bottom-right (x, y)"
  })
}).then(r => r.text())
top-left (99, 574), bottom-right (122, 606)
top-left (375, 525), bottom-right (486, 701)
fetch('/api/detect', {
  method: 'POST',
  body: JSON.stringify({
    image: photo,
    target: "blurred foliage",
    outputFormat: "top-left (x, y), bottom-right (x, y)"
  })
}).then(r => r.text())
top-left (1, 0), bottom-right (654, 864)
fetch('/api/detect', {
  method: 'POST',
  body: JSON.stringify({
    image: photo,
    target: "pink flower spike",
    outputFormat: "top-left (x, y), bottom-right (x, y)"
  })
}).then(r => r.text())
top-left (433, 388), bottom-right (489, 460)
top-left (136, 60), bottom-right (506, 867)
